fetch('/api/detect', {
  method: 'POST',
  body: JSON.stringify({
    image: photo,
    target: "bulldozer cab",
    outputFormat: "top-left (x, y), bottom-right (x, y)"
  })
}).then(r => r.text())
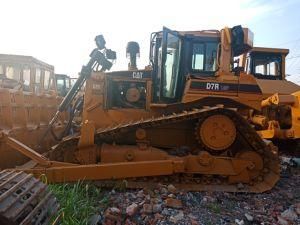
top-left (151, 27), bottom-right (220, 103)
top-left (55, 74), bottom-right (71, 96)
top-left (242, 47), bottom-right (300, 96)
top-left (0, 54), bottom-right (57, 93)
top-left (245, 47), bottom-right (289, 80)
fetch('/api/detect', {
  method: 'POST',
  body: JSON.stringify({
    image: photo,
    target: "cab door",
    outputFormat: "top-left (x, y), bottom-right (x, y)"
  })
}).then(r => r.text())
top-left (157, 27), bottom-right (183, 103)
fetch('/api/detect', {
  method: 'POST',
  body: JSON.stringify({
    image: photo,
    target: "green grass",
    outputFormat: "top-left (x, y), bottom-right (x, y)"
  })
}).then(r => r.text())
top-left (49, 182), bottom-right (101, 225)
top-left (207, 203), bottom-right (221, 214)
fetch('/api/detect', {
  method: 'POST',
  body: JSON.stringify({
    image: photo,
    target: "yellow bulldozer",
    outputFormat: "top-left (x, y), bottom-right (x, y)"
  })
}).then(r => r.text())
top-left (242, 47), bottom-right (300, 150)
top-left (2, 25), bottom-right (300, 198)
top-left (0, 54), bottom-right (65, 225)
top-left (0, 54), bottom-right (69, 168)
top-left (2, 24), bottom-right (300, 224)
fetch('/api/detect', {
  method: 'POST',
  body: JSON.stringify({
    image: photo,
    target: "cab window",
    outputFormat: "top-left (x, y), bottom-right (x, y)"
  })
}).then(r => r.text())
top-left (35, 68), bottom-right (41, 84)
top-left (162, 32), bottom-right (181, 99)
top-left (34, 68), bottom-right (42, 93)
top-left (191, 42), bottom-right (218, 73)
top-left (23, 68), bottom-right (30, 85)
top-left (251, 54), bottom-right (282, 80)
top-left (44, 71), bottom-right (50, 90)
top-left (49, 76), bottom-right (55, 90)
top-left (56, 78), bottom-right (65, 90)
top-left (65, 78), bottom-right (70, 89)
top-left (6, 66), bottom-right (17, 79)
top-left (254, 60), bottom-right (279, 76)
top-left (192, 44), bottom-right (204, 70)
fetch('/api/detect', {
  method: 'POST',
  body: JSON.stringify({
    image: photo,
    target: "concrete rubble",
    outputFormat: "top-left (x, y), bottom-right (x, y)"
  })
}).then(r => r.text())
top-left (90, 159), bottom-right (300, 225)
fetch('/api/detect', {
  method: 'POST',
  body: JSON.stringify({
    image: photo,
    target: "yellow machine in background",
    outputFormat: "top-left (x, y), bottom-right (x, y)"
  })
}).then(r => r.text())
top-left (0, 55), bottom-right (63, 225)
top-left (0, 54), bottom-right (68, 168)
top-left (241, 47), bottom-right (300, 148)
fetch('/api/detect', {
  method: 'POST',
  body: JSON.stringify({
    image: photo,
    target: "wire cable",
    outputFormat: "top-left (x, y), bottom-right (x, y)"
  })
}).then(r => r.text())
top-left (286, 55), bottom-right (300, 60)
top-left (275, 38), bottom-right (300, 47)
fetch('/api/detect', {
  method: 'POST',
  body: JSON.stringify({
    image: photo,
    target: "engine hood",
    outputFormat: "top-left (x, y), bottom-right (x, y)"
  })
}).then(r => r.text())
top-left (255, 79), bottom-right (300, 97)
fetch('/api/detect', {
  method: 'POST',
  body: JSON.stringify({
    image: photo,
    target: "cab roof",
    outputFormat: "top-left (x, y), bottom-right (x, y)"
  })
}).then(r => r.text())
top-left (155, 29), bottom-right (221, 38)
top-left (0, 54), bottom-right (54, 70)
top-left (178, 30), bottom-right (220, 38)
top-left (251, 47), bottom-right (289, 56)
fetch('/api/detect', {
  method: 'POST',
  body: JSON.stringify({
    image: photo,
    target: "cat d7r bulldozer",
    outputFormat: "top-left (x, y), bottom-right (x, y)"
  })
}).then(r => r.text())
top-left (4, 25), bottom-right (298, 194)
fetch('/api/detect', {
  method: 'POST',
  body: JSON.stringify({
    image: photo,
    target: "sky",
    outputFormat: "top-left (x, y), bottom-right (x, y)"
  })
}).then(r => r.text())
top-left (0, 0), bottom-right (300, 82)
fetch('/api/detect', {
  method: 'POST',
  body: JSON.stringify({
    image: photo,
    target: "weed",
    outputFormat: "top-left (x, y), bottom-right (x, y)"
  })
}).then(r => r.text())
top-left (50, 182), bottom-right (100, 225)
top-left (207, 203), bottom-right (221, 214)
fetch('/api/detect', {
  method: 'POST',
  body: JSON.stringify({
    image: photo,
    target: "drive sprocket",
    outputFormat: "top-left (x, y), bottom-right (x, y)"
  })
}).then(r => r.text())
top-left (195, 113), bottom-right (237, 153)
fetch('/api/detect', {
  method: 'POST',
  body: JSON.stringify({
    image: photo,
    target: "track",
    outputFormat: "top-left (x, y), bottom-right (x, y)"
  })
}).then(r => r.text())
top-left (0, 170), bottom-right (59, 225)
top-left (50, 106), bottom-right (280, 193)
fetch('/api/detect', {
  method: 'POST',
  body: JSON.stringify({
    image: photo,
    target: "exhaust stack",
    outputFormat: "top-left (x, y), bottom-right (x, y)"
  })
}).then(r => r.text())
top-left (126, 41), bottom-right (140, 70)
